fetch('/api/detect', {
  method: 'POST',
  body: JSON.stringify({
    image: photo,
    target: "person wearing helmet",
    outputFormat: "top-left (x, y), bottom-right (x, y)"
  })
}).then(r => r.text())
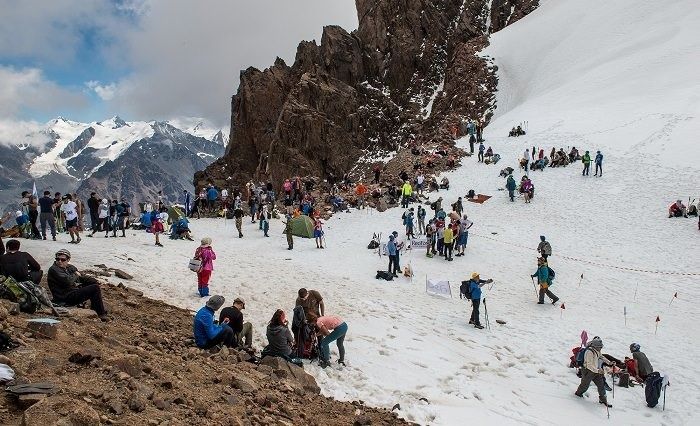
top-left (47, 249), bottom-right (109, 321)
top-left (629, 343), bottom-right (654, 381)
top-left (575, 336), bottom-right (614, 407)
top-left (466, 272), bottom-right (493, 329)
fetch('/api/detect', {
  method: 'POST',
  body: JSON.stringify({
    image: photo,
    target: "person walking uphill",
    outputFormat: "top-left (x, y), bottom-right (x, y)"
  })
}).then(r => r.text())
top-left (194, 238), bottom-right (216, 297)
top-left (537, 235), bottom-right (552, 260)
top-left (309, 313), bottom-right (348, 368)
top-left (506, 174), bottom-right (517, 202)
top-left (531, 257), bottom-right (559, 304)
top-left (575, 336), bottom-right (614, 407)
top-left (464, 272), bottom-right (493, 329)
top-left (193, 295), bottom-right (236, 349)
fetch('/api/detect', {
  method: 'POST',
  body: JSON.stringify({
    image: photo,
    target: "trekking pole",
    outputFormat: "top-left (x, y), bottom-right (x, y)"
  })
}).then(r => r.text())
top-left (531, 276), bottom-right (538, 299)
top-left (483, 298), bottom-right (490, 330)
top-left (662, 384), bottom-right (667, 411)
top-left (611, 365), bottom-right (615, 399)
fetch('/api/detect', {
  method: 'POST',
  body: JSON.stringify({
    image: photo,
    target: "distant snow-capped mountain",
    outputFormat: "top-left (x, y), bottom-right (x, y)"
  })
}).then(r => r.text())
top-left (0, 116), bottom-right (227, 211)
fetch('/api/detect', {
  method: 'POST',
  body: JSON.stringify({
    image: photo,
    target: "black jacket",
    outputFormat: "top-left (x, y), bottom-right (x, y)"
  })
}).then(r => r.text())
top-left (219, 306), bottom-right (244, 334)
top-left (0, 251), bottom-right (41, 282)
top-left (47, 263), bottom-right (80, 301)
top-left (87, 197), bottom-right (100, 214)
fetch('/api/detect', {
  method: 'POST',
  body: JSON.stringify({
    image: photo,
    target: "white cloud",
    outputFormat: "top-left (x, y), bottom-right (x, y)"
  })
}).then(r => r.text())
top-left (0, 119), bottom-right (51, 148)
top-left (0, 66), bottom-right (88, 118)
top-left (86, 80), bottom-right (117, 101)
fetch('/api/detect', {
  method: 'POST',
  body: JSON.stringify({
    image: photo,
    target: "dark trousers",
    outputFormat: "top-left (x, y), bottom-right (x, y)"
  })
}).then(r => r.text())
top-left (92, 218), bottom-right (109, 235)
top-left (478, 152), bottom-right (484, 162)
top-left (60, 284), bottom-right (106, 316)
top-left (508, 189), bottom-right (515, 201)
top-left (202, 325), bottom-right (236, 349)
top-left (539, 285), bottom-right (558, 303)
top-left (437, 238), bottom-right (444, 255)
top-left (575, 369), bottom-right (607, 398)
top-left (388, 254), bottom-right (399, 275)
top-left (40, 212), bottom-right (56, 238)
top-left (444, 242), bottom-right (453, 259)
top-left (595, 164), bottom-right (602, 176)
top-left (583, 163), bottom-right (590, 175)
top-left (29, 270), bottom-right (43, 285)
top-left (90, 212), bottom-right (99, 231)
top-left (470, 299), bottom-right (481, 325)
top-left (29, 210), bottom-right (40, 237)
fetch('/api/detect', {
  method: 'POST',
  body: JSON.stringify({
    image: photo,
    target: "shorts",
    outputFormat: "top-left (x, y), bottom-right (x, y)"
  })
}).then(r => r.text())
top-left (314, 230), bottom-right (323, 238)
top-left (152, 221), bottom-right (164, 233)
top-left (66, 218), bottom-right (78, 228)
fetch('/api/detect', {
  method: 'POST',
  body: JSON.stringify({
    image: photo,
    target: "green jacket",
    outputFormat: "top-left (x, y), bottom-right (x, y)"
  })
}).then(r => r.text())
top-left (582, 153), bottom-right (591, 164)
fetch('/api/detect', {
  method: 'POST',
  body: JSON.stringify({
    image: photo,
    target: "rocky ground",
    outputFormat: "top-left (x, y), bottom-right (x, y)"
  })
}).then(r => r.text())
top-left (0, 278), bottom-right (412, 426)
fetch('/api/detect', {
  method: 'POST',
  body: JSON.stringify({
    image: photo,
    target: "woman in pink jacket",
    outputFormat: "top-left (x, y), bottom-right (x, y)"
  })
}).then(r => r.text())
top-left (194, 237), bottom-right (216, 297)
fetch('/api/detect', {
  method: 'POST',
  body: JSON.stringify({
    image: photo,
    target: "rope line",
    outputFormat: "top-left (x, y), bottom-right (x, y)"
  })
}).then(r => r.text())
top-left (470, 232), bottom-right (700, 276)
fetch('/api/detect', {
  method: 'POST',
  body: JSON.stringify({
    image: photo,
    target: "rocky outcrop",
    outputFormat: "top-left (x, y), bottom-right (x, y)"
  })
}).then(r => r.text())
top-left (196, 0), bottom-right (539, 190)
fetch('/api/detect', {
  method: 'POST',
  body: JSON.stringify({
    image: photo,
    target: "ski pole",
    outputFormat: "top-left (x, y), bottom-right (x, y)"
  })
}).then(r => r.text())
top-left (531, 276), bottom-right (538, 298)
top-left (611, 365), bottom-right (615, 399)
top-left (662, 385), bottom-right (666, 411)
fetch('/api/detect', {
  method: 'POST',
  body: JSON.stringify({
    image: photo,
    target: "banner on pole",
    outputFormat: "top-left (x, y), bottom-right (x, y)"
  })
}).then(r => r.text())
top-left (426, 278), bottom-right (452, 298)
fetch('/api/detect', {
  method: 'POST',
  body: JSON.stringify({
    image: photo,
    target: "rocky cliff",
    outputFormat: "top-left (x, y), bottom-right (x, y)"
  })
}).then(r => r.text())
top-left (196, 0), bottom-right (538, 190)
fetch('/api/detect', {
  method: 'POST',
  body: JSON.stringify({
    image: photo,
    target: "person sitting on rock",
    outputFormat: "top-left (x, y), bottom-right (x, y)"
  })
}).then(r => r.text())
top-left (47, 249), bottom-right (109, 321)
top-left (218, 297), bottom-right (253, 348)
top-left (440, 177), bottom-right (450, 190)
top-left (668, 200), bottom-right (688, 218)
top-left (193, 295), bottom-right (235, 349)
top-left (261, 309), bottom-right (301, 365)
top-left (0, 239), bottom-right (43, 284)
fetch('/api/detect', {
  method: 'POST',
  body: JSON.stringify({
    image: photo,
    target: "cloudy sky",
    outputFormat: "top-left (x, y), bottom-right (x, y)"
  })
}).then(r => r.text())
top-left (0, 0), bottom-right (358, 134)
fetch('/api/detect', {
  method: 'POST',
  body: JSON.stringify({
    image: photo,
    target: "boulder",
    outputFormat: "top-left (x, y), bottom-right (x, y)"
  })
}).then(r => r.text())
top-left (26, 321), bottom-right (58, 340)
top-left (108, 354), bottom-right (143, 378)
top-left (22, 395), bottom-right (101, 426)
top-left (260, 356), bottom-right (320, 394)
top-left (112, 269), bottom-right (133, 280)
top-left (231, 375), bottom-right (259, 394)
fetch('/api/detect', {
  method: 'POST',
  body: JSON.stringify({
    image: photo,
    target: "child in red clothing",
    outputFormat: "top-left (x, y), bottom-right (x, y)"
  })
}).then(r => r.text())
top-left (194, 237), bottom-right (216, 297)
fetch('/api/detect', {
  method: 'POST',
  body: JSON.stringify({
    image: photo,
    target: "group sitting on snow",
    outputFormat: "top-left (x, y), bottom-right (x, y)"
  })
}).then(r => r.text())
top-left (508, 125), bottom-right (526, 137)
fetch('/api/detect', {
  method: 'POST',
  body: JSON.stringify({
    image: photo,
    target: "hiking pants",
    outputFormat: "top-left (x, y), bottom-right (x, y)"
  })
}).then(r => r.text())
top-left (320, 322), bottom-right (347, 362)
top-left (286, 233), bottom-right (293, 249)
top-left (444, 242), bottom-right (453, 259)
top-left (478, 152), bottom-right (484, 162)
top-left (595, 163), bottom-right (602, 176)
top-left (575, 369), bottom-right (606, 398)
top-left (539, 284), bottom-right (558, 303)
top-left (60, 284), bottom-right (106, 316)
top-left (29, 210), bottom-right (40, 238)
top-left (470, 299), bottom-right (481, 325)
top-left (235, 218), bottom-right (243, 237)
top-left (197, 270), bottom-right (211, 296)
top-left (508, 189), bottom-right (515, 201)
top-left (40, 212), bottom-right (56, 238)
top-left (437, 238), bottom-right (444, 255)
top-left (401, 196), bottom-right (409, 208)
top-left (388, 254), bottom-right (399, 275)
top-left (418, 219), bottom-right (425, 235)
top-left (90, 212), bottom-right (99, 231)
top-left (237, 322), bottom-right (253, 347)
top-left (582, 163), bottom-right (590, 176)
top-left (203, 325), bottom-right (236, 349)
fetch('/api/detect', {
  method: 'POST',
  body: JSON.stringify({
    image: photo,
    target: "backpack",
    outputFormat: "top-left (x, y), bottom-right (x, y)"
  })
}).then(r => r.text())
top-left (548, 267), bottom-right (555, 281)
top-left (575, 346), bottom-right (588, 367)
top-left (430, 202), bottom-right (437, 211)
top-left (367, 240), bottom-right (379, 249)
top-left (644, 372), bottom-right (663, 408)
top-left (0, 276), bottom-right (42, 314)
top-left (375, 271), bottom-right (393, 281)
top-left (460, 280), bottom-right (473, 300)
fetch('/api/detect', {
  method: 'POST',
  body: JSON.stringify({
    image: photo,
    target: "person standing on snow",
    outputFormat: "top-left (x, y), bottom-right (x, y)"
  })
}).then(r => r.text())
top-left (594, 151), bottom-right (604, 177)
top-left (582, 151), bottom-right (592, 176)
top-left (233, 203), bottom-right (244, 238)
top-left (283, 214), bottom-right (294, 250)
top-left (426, 219), bottom-right (436, 257)
top-left (387, 234), bottom-right (400, 277)
top-left (404, 211), bottom-right (415, 239)
top-left (523, 148), bottom-right (531, 172)
top-left (417, 205), bottom-right (426, 235)
top-left (478, 142), bottom-right (485, 163)
top-left (455, 215), bottom-right (472, 257)
top-left (314, 217), bottom-right (324, 249)
top-left (194, 237), bottom-right (216, 297)
top-left (466, 272), bottom-right (493, 329)
top-left (401, 180), bottom-right (413, 208)
top-left (575, 336), bottom-right (614, 407)
top-left (443, 224), bottom-right (454, 261)
top-left (537, 235), bottom-right (552, 260)
top-left (506, 174), bottom-right (517, 202)
top-left (531, 257), bottom-right (559, 304)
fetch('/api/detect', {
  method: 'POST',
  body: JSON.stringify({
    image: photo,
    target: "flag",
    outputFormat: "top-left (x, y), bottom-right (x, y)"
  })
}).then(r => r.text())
top-left (561, 303), bottom-right (566, 309)
top-left (656, 315), bottom-right (660, 322)
top-left (32, 182), bottom-right (38, 198)
top-left (580, 330), bottom-right (588, 346)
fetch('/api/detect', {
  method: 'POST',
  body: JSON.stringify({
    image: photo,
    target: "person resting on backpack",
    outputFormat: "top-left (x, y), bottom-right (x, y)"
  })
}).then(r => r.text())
top-left (668, 200), bottom-right (688, 218)
top-left (0, 239), bottom-right (43, 284)
top-left (261, 309), bottom-right (296, 360)
top-left (627, 343), bottom-right (654, 382)
top-left (47, 249), bottom-right (109, 321)
top-left (193, 295), bottom-right (235, 349)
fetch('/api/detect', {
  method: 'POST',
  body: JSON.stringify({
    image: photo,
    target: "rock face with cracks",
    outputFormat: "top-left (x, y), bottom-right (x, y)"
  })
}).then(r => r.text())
top-left (196, 0), bottom-right (539, 191)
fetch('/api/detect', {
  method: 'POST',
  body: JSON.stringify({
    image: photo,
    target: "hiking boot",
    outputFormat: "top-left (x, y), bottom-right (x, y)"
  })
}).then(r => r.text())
top-left (43, 236), bottom-right (47, 240)
top-left (474, 324), bottom-right (484, 329)
top-left (537, 301), bottom-right (545, 304)
top-left (599, 398), bottom-right (612, 407)
top-left (551, 298), bottom-right (559, 305)
top-left (76, 237), bottom-right (81, 244)
top-left (319, 360), bottom-right (330, 369)
top-left (99, 315), bottom-right (112, 323)
top-left (574, 392), bottom-right (584, 398)
top-left (604, 382), bottom-right (612, 391)
top-left (155, 242), bottom-right (163, 247)
top-left (337, 359), bottom-right (346, 366)
top-left (468, 320), bottom-right (474, 325)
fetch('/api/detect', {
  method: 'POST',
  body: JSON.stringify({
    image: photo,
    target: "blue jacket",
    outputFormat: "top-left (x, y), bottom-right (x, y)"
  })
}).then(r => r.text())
top-left (532, 265), bottom-right (550, 285)
top-left (193, 306), bottom-right (224, 348)
top-left (207, 188), bottom-right (218, 201)
top-left (469, 279), bottom-right (487, 300)
top-left (479, 144), bottom-right (485, 152)
top-left (595, 153), bottom-right (603, 165)
top-left (387, 239), bottom-right (397, 255)
top-left (183, 192), bottom-right (191, 206)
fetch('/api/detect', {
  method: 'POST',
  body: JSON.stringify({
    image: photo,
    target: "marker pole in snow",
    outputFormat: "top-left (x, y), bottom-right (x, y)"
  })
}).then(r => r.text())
top-left (669, 292), bottom-right (677, 306)
top-left (634, 282), bottom-right (638, 301)
top-left (483, 298), bottom-right (490, 330)
top-left (663, 385), bottom-right (667, 411)
top-left (578, 273), bottom-right (584, 288)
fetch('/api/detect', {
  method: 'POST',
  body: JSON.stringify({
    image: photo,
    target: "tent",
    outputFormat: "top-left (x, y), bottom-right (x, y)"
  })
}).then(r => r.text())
top-left (289, 215), bottom-right (315, 238)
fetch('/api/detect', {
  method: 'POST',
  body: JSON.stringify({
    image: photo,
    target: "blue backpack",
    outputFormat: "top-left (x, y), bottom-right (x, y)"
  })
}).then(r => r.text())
top-left (575, 346), bottom-right (588, 367)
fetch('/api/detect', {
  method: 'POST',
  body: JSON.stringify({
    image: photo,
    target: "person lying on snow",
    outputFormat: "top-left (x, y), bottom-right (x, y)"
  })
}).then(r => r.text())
top-left (668, 200), bottom-right (688, 218)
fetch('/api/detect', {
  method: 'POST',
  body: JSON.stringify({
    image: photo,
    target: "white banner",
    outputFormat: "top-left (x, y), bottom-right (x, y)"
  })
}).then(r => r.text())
top-left (426, 278), bottom-right (452, 298)
top-left (409, 237), bottom-right (428, 249)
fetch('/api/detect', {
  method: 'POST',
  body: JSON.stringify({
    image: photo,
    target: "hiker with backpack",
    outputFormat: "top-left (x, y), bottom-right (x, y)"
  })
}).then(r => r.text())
top-left (582, 151), bottom-right (592, 176)
top-left (194, 238), bottom-right (216, 297)
top-left (426, 219), bottom-right (436, 257)
top-left (575, 336), bottom-right (614, 407)
top-left (531, 257), bottom-right (559, 304)
top-left (282, 215), bottom-right (294, 250)
top-left (47, 249), bottom-right (109, 321)
top-left (627, 343), bottom-right (654, 382)
top-left (404, 210), bottom-right (415, 239)
top-left (443, 224), bottom-right (454, 261)
top-left (309, 313), bottom-right (348, 368)
top-left (594, 151), bottom-right (604, 177)
top-left (461, 272), bottom-right (493, 329)
top-left (478, 142), bottom-right (485, 163)
top-left (0, 239), bottom-right (43, 285)
top-left (537, 235), bottom-right (552, 260)
top-left (417, 205), bottom-right (426, 235)
top-left (506, 174), bottom-right (517, 202)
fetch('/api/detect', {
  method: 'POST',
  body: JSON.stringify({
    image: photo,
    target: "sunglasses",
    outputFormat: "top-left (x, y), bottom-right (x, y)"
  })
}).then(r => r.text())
top-left (55, 257), bottom-right (69, 262)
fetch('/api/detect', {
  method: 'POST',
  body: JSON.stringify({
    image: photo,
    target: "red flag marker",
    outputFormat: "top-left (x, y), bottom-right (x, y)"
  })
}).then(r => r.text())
top-left (669, 292), bottom-right (678, 306)
top-left (655, 315), bottom-right (660, 335)
top-left (561, 303), bottom-right (566, 309)
top-left (560, 303), bottom-right (565, 318)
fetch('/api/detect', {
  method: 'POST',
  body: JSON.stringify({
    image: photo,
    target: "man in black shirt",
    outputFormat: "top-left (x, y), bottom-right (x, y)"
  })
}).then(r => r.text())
top-left (39, 190), bottom-right (57, 240)
top-left (0, 239), bottom-right (43, 284)
top-left (87, 192), bottom-right (100, 232)
top-left (47, 248), bottom-right (108, 321)
top-left (219, 297), bottom-right (253, 347)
